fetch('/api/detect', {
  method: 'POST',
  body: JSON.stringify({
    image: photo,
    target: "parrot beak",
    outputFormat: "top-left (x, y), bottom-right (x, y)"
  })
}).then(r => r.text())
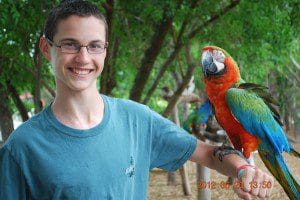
top-left (201, 50), bottom-right (226, 77)
top-left (202, 51), bottom-right (215, 77)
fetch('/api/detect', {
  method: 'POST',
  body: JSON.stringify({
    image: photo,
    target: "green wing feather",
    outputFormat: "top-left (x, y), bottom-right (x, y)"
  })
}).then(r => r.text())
top-left (237, 82), bottom-right (283, 126)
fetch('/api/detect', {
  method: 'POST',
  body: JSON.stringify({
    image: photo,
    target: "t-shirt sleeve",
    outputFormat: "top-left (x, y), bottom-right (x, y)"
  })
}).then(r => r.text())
top-left (149, 109), bottom-right (197, 171)
top-left (0, 146), bottom-right (27, 200)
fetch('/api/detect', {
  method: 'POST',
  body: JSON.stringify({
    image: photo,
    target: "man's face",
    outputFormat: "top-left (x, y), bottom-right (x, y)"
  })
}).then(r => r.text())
top-left (49, 15), bottom-right (107, 92)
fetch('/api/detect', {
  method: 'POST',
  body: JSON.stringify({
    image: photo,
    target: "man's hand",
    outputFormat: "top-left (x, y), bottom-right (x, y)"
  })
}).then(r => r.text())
top-left (234, 166), bottom-right (274, 200)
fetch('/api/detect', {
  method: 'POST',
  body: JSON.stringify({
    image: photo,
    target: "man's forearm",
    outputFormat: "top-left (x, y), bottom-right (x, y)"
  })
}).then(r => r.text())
top-left (190, 139), bottom-right (247, 178)
top-left (209, 146), bottom-right (248, 178)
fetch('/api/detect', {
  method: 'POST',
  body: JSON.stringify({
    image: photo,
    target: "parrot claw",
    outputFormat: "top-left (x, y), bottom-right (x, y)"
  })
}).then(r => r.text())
top-left (218, 149), bottom-right (248, 162)
top-left (212, 144), bottom-right (249, 163)
top-left (212, 144), bottom-right (235, 157)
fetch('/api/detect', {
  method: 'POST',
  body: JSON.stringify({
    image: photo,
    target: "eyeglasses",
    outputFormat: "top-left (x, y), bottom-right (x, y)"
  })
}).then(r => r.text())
top-left (46, 38), bottom-right (108, 54)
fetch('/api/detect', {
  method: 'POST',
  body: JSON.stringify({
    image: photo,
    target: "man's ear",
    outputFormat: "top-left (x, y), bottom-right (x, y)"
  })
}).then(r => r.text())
top-left (39, 37), bottom-right (51, 61)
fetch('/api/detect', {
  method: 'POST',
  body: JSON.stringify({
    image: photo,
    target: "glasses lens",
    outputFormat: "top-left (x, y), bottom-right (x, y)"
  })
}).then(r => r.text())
top-left (60, 43), bottom-right (80, 53)
top-left (88, 43), bottom-right (106, 54)
top-left (57, 42), bottom-right (107, 54)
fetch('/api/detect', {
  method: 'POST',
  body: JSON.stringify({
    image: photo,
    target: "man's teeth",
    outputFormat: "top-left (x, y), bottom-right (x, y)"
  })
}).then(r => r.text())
top-left (71, 68), bottom-right (91, 75)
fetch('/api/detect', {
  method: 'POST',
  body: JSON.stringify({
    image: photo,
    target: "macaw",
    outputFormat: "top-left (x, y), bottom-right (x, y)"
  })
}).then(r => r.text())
top-left (201, 45), bottom-right (300, 200)
top-left (183, 100), bottom-right (213, 134)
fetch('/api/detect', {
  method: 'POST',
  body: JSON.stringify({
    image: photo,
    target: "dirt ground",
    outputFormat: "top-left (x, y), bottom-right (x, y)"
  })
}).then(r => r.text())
top-left (148, 140), bottom-right (300, 200)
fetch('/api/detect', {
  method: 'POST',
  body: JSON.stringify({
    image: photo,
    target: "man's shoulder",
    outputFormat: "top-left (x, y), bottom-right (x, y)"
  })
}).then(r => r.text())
top-left (3, 110), bottom-right (45, 149)
top-left (103, 95), bottom-right (150, 113)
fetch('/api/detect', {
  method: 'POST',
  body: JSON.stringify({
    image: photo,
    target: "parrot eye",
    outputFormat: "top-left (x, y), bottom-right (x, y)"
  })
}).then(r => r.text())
top-left (212, 50), bottom-right (225, 63)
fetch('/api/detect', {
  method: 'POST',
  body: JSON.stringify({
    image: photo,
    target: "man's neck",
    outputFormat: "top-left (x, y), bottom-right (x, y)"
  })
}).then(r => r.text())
top-left (51, 87), bottom-right (104, 130)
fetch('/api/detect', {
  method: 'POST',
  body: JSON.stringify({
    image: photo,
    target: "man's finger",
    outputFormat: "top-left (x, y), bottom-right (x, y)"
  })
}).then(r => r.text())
top-left (265, 175), bottom-right (274, 197)
top-left (233, 183), bottom-right (253, 200)
top-left (258, 175), bottom-right (267, 198)
top-left (250, 168), bottom-right (263, 196)
top-left (240, 167), bottom-right (255, 192)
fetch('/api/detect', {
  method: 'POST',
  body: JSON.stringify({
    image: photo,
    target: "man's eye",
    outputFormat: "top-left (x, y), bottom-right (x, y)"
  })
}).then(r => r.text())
top-left (62, 43), bottom-right (78, 48)
top-left (89, 43), bottom-right (103, 49)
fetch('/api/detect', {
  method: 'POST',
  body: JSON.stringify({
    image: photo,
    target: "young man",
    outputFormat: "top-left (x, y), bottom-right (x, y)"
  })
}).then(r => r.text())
top-left (0, 1), bottom-right (273, 199)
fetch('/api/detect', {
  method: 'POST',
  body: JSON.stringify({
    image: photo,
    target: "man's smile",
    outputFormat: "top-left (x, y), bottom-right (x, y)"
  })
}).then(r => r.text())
top-left (67, 67), bottom-right (95, 76)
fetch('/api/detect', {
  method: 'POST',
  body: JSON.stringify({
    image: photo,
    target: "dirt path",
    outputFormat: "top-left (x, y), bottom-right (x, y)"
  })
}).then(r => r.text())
top-left (148, 141), bottom-right (300, 200)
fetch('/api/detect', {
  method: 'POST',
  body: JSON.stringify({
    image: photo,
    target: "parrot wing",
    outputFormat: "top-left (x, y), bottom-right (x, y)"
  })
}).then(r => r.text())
top-left (194, 100), bottom-right (214, 125)
top-left (237, 82), bottom-right (283, 126)
top-left (183, 111), bottom-right (198, 133)
top-left (225, 87), bottom-right (290, 154)
top-left (226, 87), bottom-right (300, 199)
top-left (183, 100), bottom-right (213, 133)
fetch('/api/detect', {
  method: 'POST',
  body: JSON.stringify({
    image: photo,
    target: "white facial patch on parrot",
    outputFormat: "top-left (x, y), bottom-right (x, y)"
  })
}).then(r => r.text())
top-left (212, 50), bottom-right (225, 72)
top-left (212, 50), bottom-right (225, 63)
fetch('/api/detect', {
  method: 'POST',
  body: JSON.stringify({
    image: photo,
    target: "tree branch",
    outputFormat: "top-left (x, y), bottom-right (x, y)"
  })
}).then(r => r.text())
top-left (25, 67), bottom-right (56, 97)
top-left (142, 17), bottom-right (188, 104)
top-left (129, 0), bottom-right (184, 102)
top-left (106, 38), bottom-right (119, 95)
top-left (291, 56), bottom-right (300, 71)
top-left (142, 0), bottom-right (240, 104)
top-left (33, 31), bottom-right (43, 113)
top-left (163, 43), bottom-right (197, 117)
top-left (188, 0), bottom-right (240, 39)
top-left (129, 13), bottom-right (174, 102)
top-left (0, 66), bottom-right (14, 141)
top-left (285, 65), bottom-right (300, 83)
top-left (6, 80), bottom-right (29, 122)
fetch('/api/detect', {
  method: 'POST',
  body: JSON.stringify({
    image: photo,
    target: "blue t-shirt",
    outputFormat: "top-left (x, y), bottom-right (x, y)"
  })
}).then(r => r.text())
top-left (0, 95), bottom-right (197, 199)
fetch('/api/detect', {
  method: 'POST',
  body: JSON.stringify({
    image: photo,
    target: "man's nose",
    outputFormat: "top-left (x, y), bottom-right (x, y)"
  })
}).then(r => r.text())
top-left (75, 47), bottom-right (91, 64)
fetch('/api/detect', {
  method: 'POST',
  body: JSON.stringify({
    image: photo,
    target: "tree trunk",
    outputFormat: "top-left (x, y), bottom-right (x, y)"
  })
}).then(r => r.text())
top-left (0, 82), bottom-right (14, 141)
top-left (142, 19), bottom-right (187, 104)
top-left (6, 81), bottom-right (29, 122)
top-left (129, 7), bottom-right (176, 102)
top-left (168, 105), bottom-right (192, 195)
top-left (25, 67), bottom-right (56, 98)
top-left (167, 171), bottom-right (177, 186)
top-left (179, 165), bottom-right (192, 196)
top-left (162, 44), bottom-right (197, 118)
top-left (105, 38), bottom-right (119, 95)
top-left (33, 33), bottom-right (43, 114)
top-left (180, 102), bottom-right (192, 196)
top-left (101, 0), bottom-right (116, 95)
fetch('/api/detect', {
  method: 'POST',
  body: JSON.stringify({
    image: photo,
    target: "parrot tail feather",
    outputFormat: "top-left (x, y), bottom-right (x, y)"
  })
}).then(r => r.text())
top-left (258, 149), bottom-right (300, 200)
top-left (289, 148), bottom-right (300, 158)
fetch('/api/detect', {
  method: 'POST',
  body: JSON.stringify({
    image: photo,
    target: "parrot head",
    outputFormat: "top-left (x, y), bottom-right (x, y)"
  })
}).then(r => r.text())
top-left (201, 46), bottom-right (241, 85)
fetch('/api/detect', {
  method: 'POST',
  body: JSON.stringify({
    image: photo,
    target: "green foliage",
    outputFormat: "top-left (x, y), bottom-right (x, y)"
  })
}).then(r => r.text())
top-left (0, 0), bottom-right (55, 115)
top-left (1, 0), bottom-right (299, 128)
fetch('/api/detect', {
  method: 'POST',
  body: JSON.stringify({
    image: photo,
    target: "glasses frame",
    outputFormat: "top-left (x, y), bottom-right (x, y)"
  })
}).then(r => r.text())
top-left (46, 38), bottom-right (108, 54)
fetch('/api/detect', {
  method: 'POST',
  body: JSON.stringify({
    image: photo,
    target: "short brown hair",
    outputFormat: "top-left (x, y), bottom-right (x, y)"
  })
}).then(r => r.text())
top-left (44, 0), bottom-right (108, 41)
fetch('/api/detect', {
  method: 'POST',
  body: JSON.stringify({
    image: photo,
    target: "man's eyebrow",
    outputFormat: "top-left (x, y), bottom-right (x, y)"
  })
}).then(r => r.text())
top-left (58, 38), bottom-right (105, 43)
top-left (59, 38), bottom-right (78, 43)
top-left (89, 40), bottom-right (106, 43)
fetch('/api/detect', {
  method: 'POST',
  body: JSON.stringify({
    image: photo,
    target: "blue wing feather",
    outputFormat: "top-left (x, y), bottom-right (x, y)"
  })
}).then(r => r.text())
top-left (225, 88), bottom-right (290, 154)
top-left (183, 100), bottom-right (213, 133)
top-left (194, 100), bottom-right (213, 124)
